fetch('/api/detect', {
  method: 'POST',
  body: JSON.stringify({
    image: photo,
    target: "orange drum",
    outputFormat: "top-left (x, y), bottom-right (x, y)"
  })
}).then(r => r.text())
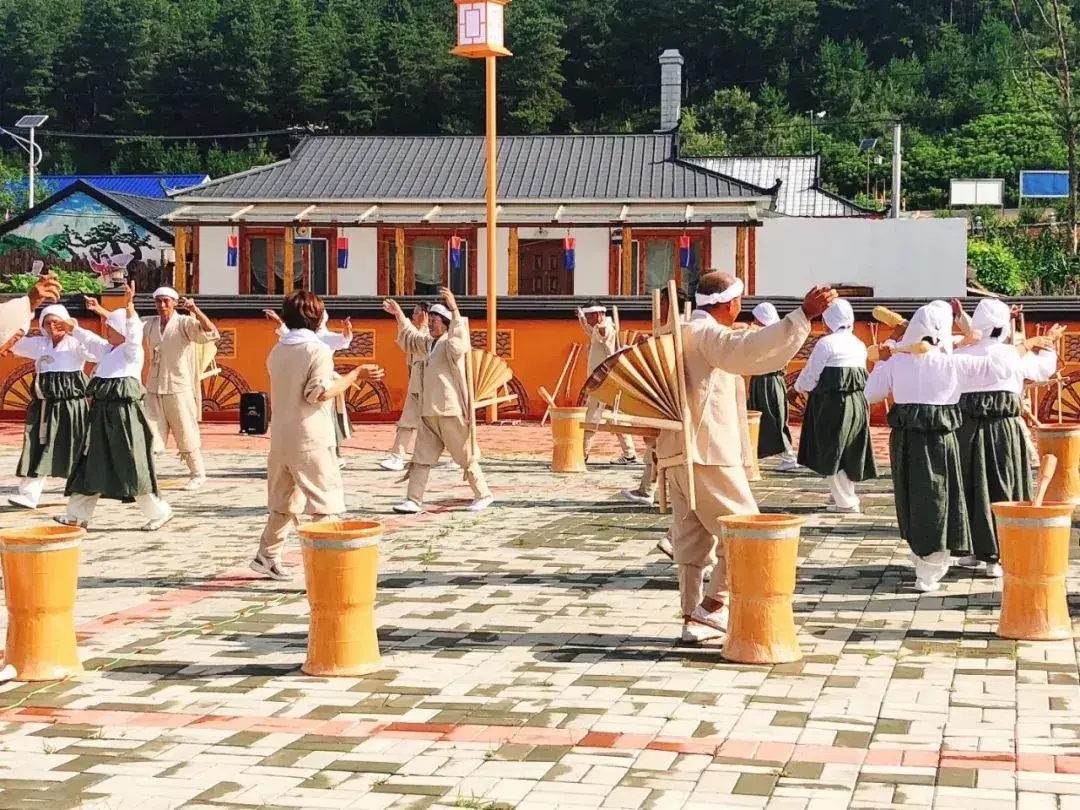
top-left (549, 407), bottom-right (588, 473)
top-left (1036, 425), bottom-right (1080, 504)
top-left (0, 525), bottom-right (85, 681)
top-left (746, 411), bottom-right (763, 482)
top-left (299, 520), bottom-right (383, 677)
top-left (991, 502), bottom-right (1074, 641)
top-left (719, 514), bottom-right (803, 664)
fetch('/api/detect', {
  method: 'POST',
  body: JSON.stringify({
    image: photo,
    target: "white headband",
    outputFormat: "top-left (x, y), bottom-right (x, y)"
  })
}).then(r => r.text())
top-left (430, 304), bottom-right (452, 321)
top-left (153, 286), bottom-right (179, 301)
top-left (695, 278), bottom-right (744, 307)
top-left (40, 304), bottom-right (71, 324)
top-left (581, 305), bottom-right (606, 315)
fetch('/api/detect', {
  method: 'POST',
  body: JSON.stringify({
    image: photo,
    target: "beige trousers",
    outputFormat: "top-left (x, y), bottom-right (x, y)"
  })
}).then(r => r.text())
top-left (390, 393), bottom-right (421, 458)
top-left (668, 464), bottom-right (758, 617)
top-left (633, 440), bottom-right (658, 499)
top-left (146, 392), bottom-right (204, 477)
top-left (584, 396), bottom-right (636, 459)
top-left (258, 447), bottom-right (345, 561)
top-left (406, 415), bottom-right (490, 503)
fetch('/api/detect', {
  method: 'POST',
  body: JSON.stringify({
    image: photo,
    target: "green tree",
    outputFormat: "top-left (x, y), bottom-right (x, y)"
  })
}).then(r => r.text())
top-left (501, 0), bottom-right (568, 133)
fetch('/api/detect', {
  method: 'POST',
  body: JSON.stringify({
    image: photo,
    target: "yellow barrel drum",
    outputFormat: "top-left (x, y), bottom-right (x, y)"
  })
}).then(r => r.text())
top-left (299, 520), bottom-right (383, 677)
top-left (549, 406), bottom-right (588, 473)
top-left (991, 501), bottom-right (1074, 641)
top-left (1036, 424), bottom-right (1080, 504)
top-left (746, 411), bottom-right (763, 482)
top-left (720, 514), bottom-right (803, 664)
top-left (0, 525), bottom-right (85, 682)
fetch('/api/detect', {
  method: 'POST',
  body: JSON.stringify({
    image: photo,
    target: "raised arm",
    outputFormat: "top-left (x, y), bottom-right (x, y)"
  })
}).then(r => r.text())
top-left (385, 298), bottom-right (432, 356)
top-left (178, 298), bottom-right (219, 344)
top-left (69, 326), bottom-right (112, 363)
top-left (698, 309), bottom-right (811, 377)
top-left (441, 288), bottom-right (471, 361)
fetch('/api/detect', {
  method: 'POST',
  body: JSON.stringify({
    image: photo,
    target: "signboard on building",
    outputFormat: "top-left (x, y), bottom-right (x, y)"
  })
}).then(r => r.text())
top-left (1020, 170), bottom-right (1070, 199)
top-left (950, 179), bottom-right (1004, 207)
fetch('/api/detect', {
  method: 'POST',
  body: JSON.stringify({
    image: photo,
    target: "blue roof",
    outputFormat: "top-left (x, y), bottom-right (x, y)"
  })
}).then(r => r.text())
top-left (13, 174), bottom-right (208, 199)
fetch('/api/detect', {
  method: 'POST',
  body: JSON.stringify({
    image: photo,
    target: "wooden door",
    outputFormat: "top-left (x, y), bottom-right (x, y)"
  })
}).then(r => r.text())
top-left (519, 239), bottom-right (572, 295)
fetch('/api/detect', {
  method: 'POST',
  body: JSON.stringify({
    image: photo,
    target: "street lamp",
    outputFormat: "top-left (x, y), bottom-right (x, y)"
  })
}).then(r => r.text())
top-left (1, 115), bottom-right (48, 208)
top-left (808, 109), bottom-right (826, 154)
top-left (451, 0), bottom-right (511, 422)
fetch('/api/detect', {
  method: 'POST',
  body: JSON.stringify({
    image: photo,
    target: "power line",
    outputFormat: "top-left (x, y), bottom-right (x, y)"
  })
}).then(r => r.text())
top-left (36, 127), bottom-right (300, 141)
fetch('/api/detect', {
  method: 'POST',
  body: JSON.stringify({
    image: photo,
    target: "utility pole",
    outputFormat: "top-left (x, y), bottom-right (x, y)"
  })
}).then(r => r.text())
top-left (891, 123), bottom-right (902, 219)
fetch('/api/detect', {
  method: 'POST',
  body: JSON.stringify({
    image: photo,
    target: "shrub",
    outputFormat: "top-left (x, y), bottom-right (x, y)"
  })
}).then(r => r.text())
top-left (967, 240), bottom-right (1024, 295)
top-left (0, 269), bottom-right (105, 295)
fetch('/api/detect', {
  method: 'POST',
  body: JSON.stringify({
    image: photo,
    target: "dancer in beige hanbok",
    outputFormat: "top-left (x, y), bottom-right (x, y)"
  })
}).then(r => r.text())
top-left (380, 303), bottom-right (430, 472)
top-left (578, 301), bottom-right (638, 465)
top-left (659, 271), bottom-right (837, 643)
top-left (142, 287), bottom-right (219, 490)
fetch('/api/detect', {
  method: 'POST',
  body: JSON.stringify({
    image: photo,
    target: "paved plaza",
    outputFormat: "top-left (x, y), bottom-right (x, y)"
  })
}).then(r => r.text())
top-left (0, 424), bottom-right (1078, 810)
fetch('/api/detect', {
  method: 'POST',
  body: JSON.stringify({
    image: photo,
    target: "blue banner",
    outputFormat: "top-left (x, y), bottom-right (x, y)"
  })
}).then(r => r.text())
top-left (1021, 171), bottom-right (1070, 198)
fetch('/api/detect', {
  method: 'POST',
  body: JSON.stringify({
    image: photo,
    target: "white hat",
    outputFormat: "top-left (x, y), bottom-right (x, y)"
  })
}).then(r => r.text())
top-left (971, 299), bottom-right (1011, 343)
top-left (901, 302), bottom-right (952, 353)
top-left (752, 302), bottom-right (779, 327)
top-left (823, 299), bottom-right (855, 333)
top-left (153, 286), bottom-right (179, 300)
top-left (430, 304), bottom-right (453, 321)
top-left (40, 304), bottom-right (70, 324)
top-left (106, 309), bottom-right (129, 334)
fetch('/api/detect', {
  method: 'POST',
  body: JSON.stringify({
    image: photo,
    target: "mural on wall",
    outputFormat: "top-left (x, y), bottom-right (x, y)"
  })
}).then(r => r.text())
top-left (0, 192), bottom-right (172, 288)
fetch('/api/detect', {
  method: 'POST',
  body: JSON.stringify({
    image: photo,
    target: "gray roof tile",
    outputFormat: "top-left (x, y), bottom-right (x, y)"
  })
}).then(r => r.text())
top-left (180, 134), bottom-right (771, 201)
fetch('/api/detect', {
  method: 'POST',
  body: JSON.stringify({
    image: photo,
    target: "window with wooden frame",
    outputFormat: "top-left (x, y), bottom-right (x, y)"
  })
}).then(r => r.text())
top-left (609, 230), bottom-right (710, 295)
top-left (377, 227), bottom-right (478, 296)
top-left (239, 226), bottom-right (338, 295)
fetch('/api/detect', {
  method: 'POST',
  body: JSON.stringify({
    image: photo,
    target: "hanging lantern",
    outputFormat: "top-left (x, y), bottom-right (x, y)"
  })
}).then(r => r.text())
top-left (226, 233), bottom-right (239, 268)
top-left (563, 236), bottom-right (576, 271)
top-left (336, 236), bottom-right (350, 270)
top-left (451, 0), bottom-right (512, 59)
top-left (449, 235), bottom-right (464, 271)
top-left (678, 235), bottom-right (691, 269)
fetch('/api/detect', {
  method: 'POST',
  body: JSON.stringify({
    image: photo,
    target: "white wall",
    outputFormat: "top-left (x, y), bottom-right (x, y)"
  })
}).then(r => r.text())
top-left (476, 227), bottom-right (509, 296)
top-left (337, 227), bottom-right (378, 295)
top-left (197, 226), bottom-right (237, 295)
top-left (755, 218), bottom-right (967, 298)
top-left (710, 227), bottom-right (738, 274)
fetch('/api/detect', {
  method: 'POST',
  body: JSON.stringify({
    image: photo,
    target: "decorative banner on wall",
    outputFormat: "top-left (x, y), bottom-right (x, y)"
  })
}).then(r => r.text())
top-left (679, 235), bottom-right (691, 269)
top-left (563, 236), bottom-right (576, 271)
top-left (337, 236), bottom-right (349, 270)
top-left (226, 234), bottom-right (239, 268)
top-left (449, 235), bottom-right (464, 271)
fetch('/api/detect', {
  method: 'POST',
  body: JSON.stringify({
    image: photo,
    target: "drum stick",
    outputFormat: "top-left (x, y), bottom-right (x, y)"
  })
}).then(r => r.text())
top-left (538, 386), bottom-right (557, 409)
top-left (1034, 454), bottom-right (1058, 506)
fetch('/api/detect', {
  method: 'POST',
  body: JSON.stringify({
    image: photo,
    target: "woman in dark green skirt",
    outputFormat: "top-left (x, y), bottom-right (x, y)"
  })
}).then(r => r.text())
top-left (955, 298), bottom-right (1059, 579)
top-left (749, 302), bottom-right (798, 471)
top-left (794, 299), bottom-right (877, 512)
top-left (9, 304), bottom-right (94, 510)
top-left (866, 302), bottom-right (1009, 592)
top-left (56, 285), bottom-right (174, 531)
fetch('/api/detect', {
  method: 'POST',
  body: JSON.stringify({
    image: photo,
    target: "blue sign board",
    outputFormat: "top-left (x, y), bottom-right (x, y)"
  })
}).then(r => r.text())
top-left (1020, 170), bottom-right (1070, 199)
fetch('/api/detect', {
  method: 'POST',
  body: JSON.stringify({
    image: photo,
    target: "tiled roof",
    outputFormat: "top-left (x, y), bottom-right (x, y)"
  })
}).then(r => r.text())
top-left (178, 135), bottom-right (772, 202)
top-left (18, 174), bottom-right (209, 199)
top-left (95, 190), bottom-right (180, 226)
top-left (683, 156), bottom-right (876, 217)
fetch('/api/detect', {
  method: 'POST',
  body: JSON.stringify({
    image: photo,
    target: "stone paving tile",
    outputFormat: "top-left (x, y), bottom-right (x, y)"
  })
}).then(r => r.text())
top-left (0, 427), bottom-right (1076, 808)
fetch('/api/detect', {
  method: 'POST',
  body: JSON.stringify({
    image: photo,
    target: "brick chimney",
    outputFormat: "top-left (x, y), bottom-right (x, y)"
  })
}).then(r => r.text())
top-left (658, 49), bottom-right (684, 131)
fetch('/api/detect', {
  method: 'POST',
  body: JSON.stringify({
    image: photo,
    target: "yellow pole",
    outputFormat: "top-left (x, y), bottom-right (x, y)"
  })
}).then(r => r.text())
top-left (485, 55), bottom-right (499, 423)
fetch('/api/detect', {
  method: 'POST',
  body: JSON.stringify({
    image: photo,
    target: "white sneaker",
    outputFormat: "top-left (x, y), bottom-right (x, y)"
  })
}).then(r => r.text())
top-left (914, 579), bottom-right (940, 593)
top-left (680, 622), bottom-right (724, 644)
top-left (337, 457), bottom-right (347, 470)
top-left (379, 456), bottom-right (405, 472)
top-left (7, 495), bottom-right (38, 510)
top-left (250, 553), bottom-right (290, 581)
top-left (612, 455), bottom-right (639, 466)
top-left (656, 535), bottom-right (674, 560)
top-left (776, 458), bottom-right (799, 472)
top-left (53, 515), bottom-right (88, 529)
top-left (183, 476), bottom-right (206, 492)
top-left (826, 504), bottom-right (861, 514)
top-left (956, 555), bottom-right (980, 569)
top-left (468, 496), bottom-right (494, 512)
top-left (393, 499), bottom-right (423, 514)
top-left (985, 562), bottom-right (1004, 578)
top-left (690, 603), bottom-right (729, 633)
top-left (622, 489), bottom-right (653, 505)
top-left (142, 507), bottom-right (175, 532)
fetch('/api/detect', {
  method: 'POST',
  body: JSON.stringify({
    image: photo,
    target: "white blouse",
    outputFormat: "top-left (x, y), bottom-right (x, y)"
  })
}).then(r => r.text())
top-left (865, 351), bottom-right (1009, 406)
top-left (794, 331), bottom-right (868, 393)
top-left (956, 340), bottom-right (1057, 395)
top-left (12, 334), bottom-right (94, 373)
top-left (71, 316), bottom-right (145, 380)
